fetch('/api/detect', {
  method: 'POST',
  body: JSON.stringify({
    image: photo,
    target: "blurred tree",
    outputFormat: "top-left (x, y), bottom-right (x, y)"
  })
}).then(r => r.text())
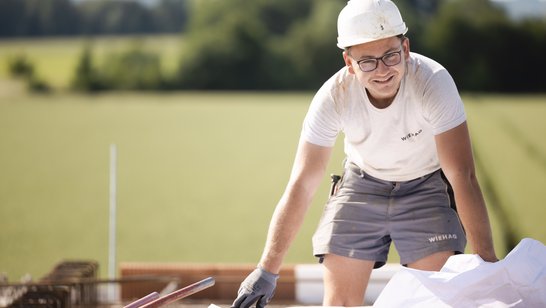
top-left (256, 0), bottom-right (312, 35)
top-left (424, 0), bottom-right (546, 92)
top-left (268, 0), bottom-right (345, 89)
top-left (0, 0), bottom-right (81, 36)
top-left (99, 42), bottom-right (164, 90)
top-left (152, 0), bottom-right (189, 33)
top-left (6, 53), bottom-right (50, 92)
top-left (26, 0), bottom-right (81, 35)
top-left (7, 54), bottom-right (35, 79)
top-left (423, 0), bottom-right (511, 91)
top-left (5, 0), bottom-right (545, 92)
top-left (176, 0), bottom-right (345, 90)
top-left (26, 75), bottom-right (51, 93)
top-left (0, 0), bottom-right (26, 37)
top-left (176, 0), bottom-right (270, 89)
top-left (0, 0), bottom-right (189, 37)
top-left (519, 19), bottom-right (546, 91)
top-left (487, 19), bottom-right (546, 92)
top-left (71, 45), bottom-right (105, 92)
top-left (395, 0), bottom-right (444, 54)
top-left (78, 0), bottom-right (155, 34)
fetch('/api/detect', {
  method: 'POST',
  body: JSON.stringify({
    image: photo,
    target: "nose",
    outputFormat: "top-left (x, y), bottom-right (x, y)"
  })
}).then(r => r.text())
top-left (375, 59), bottom-right (390, 75)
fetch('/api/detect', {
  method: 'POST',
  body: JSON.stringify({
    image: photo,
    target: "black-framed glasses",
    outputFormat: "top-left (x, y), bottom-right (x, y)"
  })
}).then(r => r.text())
top-left (355, 48), bottom-right (403, 72)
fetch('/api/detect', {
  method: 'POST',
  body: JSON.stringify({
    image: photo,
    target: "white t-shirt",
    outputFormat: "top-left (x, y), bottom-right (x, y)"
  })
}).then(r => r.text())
top-left (301, 52), bottom-right (466, 182)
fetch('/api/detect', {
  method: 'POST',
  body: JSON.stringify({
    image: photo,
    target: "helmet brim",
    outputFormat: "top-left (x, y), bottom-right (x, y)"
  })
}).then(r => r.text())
top-left (337, 26), bottom-right (408, 49)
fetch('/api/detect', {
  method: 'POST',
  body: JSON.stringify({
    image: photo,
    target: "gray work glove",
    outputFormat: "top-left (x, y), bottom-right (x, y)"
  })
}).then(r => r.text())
top-left (231, 266), bottom-right (279, 308)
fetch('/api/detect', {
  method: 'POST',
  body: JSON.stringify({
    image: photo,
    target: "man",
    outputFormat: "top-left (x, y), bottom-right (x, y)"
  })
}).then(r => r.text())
top-left (232, 0), bottom-right (498, 307)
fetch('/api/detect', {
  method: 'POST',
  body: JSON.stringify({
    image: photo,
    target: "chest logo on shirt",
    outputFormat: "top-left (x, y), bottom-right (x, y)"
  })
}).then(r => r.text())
top-left (400, 129), bottom-right (423, 141)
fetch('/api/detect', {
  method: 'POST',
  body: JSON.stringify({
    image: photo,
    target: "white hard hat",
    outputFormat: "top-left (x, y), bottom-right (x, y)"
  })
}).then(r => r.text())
top-left (337, 0), bottom-right (408, 49)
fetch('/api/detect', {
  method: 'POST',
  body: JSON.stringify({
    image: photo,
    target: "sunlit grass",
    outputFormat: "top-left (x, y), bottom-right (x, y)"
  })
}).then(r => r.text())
top-left (0, 34), bottom-right (544, 279)
top-left (0, 34), bottom-right (183, 89)
top-left (1, 91), bottom-right (545, 281)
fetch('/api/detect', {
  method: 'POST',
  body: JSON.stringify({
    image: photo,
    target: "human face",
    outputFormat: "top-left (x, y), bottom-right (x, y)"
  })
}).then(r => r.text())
top-left (343, 36), bottom-right (410, 108)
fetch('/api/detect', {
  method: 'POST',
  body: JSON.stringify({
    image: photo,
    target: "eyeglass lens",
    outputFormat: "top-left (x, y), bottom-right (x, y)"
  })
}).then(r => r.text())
top-left (358, 51), bottom-right (402, 72)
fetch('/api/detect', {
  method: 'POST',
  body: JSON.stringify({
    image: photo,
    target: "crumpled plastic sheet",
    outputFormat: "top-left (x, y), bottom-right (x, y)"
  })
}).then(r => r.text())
top-left (373, 238), bottom-right (546, 307)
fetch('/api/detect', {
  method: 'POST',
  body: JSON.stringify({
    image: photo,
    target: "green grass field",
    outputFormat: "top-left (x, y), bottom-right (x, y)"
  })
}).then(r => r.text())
top-left (1, 36), bottom-right (545, 282)
top-left (466, 96), bottom-right (546, 251)
top-left (1, 91), bottom-right (545, 281)
top-left (0, 35), bottom-right (183, 89)
top-left (0, 90), bottom-right (347, 280)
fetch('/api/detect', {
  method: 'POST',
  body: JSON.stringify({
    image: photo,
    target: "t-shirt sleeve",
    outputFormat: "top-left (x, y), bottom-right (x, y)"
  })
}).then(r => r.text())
top-left (301, 85), bottom-right (342, 147)
top-left (423, 69), bottom-right (466, 135)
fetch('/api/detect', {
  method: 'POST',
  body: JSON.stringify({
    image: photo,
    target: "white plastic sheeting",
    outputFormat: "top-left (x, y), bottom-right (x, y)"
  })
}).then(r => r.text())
top-left (373, 238), bottom-right (546, 307)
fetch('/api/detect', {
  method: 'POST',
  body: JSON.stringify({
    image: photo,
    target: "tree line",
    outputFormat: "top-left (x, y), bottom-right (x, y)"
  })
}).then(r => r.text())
top-left (4, 0), bottom-right (546, 92)
top-left (0, 0), bottom-right (188, 36)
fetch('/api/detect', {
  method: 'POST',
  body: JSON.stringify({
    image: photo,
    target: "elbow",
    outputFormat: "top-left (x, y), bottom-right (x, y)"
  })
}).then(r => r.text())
top-left (283, 180), bottom-right (316, 207)
top-left (444, 167), bottom-right (479, 190)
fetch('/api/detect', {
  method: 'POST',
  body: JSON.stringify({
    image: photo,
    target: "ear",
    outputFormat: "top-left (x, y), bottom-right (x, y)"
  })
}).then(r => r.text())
top-left (402, 37), bottom-right (411, 61)
top-left (343, 51), bottom-right (356, 75)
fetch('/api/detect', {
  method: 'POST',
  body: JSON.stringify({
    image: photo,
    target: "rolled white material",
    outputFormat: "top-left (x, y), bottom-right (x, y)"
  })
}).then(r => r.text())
top-left (374, 238), bottom-right (546, 307)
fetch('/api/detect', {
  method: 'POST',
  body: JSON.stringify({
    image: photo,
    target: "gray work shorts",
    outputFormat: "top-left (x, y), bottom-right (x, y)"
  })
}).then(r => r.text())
top-left (312, 163), bottom-right (467, 268)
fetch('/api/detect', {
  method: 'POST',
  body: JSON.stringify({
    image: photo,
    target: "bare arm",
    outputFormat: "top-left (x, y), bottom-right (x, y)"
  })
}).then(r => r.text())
top-left (258, 140), bottom-right (333, 274)
top-left (435, 122), bottom-right (498, 262)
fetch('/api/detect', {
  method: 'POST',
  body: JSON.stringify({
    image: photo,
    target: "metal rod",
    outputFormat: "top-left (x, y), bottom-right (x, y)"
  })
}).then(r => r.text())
top-left (139, 277), bottom-right (215, 308)
top-left (109, 143), bottom-right (118, 301)
top-left (124, 292), bottom-right (160, 308)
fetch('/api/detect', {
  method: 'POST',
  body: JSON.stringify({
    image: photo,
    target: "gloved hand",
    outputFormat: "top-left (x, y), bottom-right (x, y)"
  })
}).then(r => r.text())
top-left (231, 266), bottom-right (279, 308)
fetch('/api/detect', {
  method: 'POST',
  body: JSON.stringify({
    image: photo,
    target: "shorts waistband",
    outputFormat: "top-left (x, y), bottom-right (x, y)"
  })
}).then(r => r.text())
top-left (346, 162), bottom-right (441, 184)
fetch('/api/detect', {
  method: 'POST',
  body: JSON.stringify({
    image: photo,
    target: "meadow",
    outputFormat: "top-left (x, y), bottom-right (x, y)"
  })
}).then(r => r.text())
top-left (0, 90), bottom-right (348, 280)
top-left (0, 36), bottom-right (545, 281)
top-left (0, 35), bottom-right (183, 89)
top-left (2, 90), bottom-right (545, 281)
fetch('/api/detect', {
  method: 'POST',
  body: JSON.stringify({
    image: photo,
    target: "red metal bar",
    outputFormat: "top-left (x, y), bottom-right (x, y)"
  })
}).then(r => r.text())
top-left (124, 291), bottom-right (160, 308)
top-left (139, 277), bottom-right (215, 308)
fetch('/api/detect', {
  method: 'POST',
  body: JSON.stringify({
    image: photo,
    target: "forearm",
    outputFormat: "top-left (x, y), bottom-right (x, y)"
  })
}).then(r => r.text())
top-left (257, 141), bottom-right (332, 273)
top-left (452, 174), bottom-right (497, 261)
top-left (435, 123), bottom-right (497, 261)
top-left (258, 184), bottom-right (314, 274)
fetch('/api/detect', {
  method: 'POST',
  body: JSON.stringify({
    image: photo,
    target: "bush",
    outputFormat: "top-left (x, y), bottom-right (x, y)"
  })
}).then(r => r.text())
top-left (175, 0), bottom-right (345, 90)
top-left (7, 54), bottom-right (34, 78)
top-left (99, 43), bottom-right (164, 90)
top-left (176, 3), bottom-right (270, 89)
top-left (71, 41), bottom-right (165, 91)
top-left (421, 0), bottom-right (546, 92)
top-left (27, 76), bottom-right (51, 93)
top-left (71, 45), bottom-right (105, 92)
top-left (271, 0), bottom-right (345, 89)
top-left (7, 53), bottom-right (51, 93)
top-left (64, 0), bottom-right (546, 92)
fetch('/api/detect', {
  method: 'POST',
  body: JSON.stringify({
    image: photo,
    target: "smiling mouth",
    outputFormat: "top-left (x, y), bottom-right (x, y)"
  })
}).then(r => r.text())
top-left (374, 75), bottom-right (394, 84)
